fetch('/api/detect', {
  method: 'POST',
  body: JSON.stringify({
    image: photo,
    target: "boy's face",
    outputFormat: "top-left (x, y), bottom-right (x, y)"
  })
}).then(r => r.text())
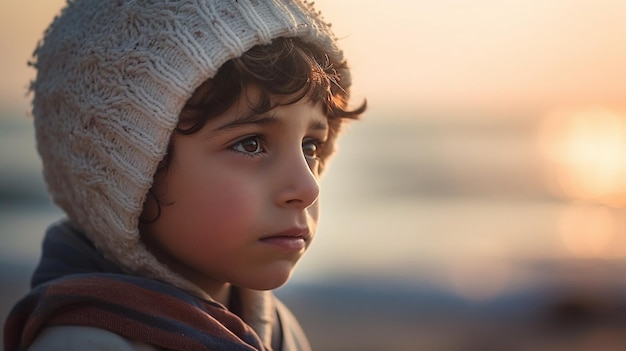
top-left (140, 87), bottom-right (328, 294)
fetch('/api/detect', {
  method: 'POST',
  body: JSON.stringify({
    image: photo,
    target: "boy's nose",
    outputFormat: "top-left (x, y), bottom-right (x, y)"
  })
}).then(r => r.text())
top-left (276, 152), bottom-right (320, 210)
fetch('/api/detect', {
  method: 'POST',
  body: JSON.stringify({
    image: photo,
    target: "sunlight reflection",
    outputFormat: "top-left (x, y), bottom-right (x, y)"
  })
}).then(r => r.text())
top-left (538, 106), bottom-right (626, 207)
top-left (557, 203), bottom-right (626, 260)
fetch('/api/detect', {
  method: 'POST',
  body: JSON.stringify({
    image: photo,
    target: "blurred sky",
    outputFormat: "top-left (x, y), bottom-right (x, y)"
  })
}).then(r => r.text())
top-left (1, 0), bottom-right (625, 119)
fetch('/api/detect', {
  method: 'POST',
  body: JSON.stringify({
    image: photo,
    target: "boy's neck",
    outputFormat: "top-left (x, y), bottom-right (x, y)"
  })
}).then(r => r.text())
top-left (209, 283), bottom-right (232, 308)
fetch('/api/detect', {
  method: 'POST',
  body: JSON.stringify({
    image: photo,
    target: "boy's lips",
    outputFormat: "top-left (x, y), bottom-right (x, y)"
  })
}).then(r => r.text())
top-left (259, 227), bottom-right (310, 251)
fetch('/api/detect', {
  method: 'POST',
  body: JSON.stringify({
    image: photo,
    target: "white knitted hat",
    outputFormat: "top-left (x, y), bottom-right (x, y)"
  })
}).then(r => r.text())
top-left (32, 0), bottom-right (350, 297)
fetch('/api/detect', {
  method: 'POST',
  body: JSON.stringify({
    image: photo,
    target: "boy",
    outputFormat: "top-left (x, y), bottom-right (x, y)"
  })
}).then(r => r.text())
top-left (3, 1), bottom-right (365, 350)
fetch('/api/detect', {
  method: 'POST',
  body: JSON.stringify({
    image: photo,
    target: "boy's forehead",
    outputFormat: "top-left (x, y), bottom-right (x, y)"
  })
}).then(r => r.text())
top-left (232, 85), bottom-right (329, 120)
top-left (232, 98), bottom-right (327, 124)
top-left (194, 91), bottom-right (328, 135)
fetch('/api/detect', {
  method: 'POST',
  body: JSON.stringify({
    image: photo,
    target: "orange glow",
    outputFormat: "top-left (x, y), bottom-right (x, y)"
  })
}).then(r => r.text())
top-left (538, 106), bottom-right (626, 207)
top-left (4, 1), bottom-right (626, 116)
top-left (558, 204), bottom-right (615, 259)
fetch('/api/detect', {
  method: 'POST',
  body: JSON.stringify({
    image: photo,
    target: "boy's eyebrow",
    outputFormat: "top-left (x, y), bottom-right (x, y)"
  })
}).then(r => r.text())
top-left (216, 113), bottom-right (280, 132)
top-left (309, 119), bottom-right (329, 132)
top-left (202, 113), bottom-right (278, 139)
top-left (205, 112), bottom-right (329, 138)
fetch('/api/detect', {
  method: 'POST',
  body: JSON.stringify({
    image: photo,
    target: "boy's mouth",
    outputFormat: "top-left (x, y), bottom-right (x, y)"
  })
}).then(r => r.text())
top-left (259, 228), bottom-right (310, 250)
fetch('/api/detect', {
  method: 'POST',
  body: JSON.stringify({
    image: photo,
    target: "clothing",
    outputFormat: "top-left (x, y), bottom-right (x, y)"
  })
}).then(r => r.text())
top-left (30, 0), bottom-right (352, 295)
top-left (27, 326), bottom-right (160, 351)
top-left (3, 221), bottom-right (310, 351)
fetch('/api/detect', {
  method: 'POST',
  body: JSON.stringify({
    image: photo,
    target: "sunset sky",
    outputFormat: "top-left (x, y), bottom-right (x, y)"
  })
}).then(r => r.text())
top-left (1, 0), bottom-right (625, 119)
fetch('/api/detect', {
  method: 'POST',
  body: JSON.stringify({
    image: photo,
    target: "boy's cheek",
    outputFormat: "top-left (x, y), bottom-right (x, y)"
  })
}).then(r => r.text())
top-left (309, 199), bottom-right (320, 222)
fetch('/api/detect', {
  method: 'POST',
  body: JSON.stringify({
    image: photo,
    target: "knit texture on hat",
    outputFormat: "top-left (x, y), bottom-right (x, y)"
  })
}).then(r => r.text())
top-left (31, 0), bottom-right (350, 299)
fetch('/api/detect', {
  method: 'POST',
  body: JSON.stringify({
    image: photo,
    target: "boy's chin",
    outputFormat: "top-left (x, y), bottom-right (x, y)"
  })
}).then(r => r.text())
top-left (242, 265), bottom-right (298, 291)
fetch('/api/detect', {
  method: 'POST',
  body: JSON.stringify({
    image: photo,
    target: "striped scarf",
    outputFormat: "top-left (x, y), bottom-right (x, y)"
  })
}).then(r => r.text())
top-left (3, 221), bottom-right (279, 351)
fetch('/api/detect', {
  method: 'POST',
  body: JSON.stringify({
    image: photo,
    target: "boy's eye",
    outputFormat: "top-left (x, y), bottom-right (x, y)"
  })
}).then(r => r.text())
top-left (302, 139), bottom-right (321, 159)
top-left (232, 136), bottom-right (264, 155)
